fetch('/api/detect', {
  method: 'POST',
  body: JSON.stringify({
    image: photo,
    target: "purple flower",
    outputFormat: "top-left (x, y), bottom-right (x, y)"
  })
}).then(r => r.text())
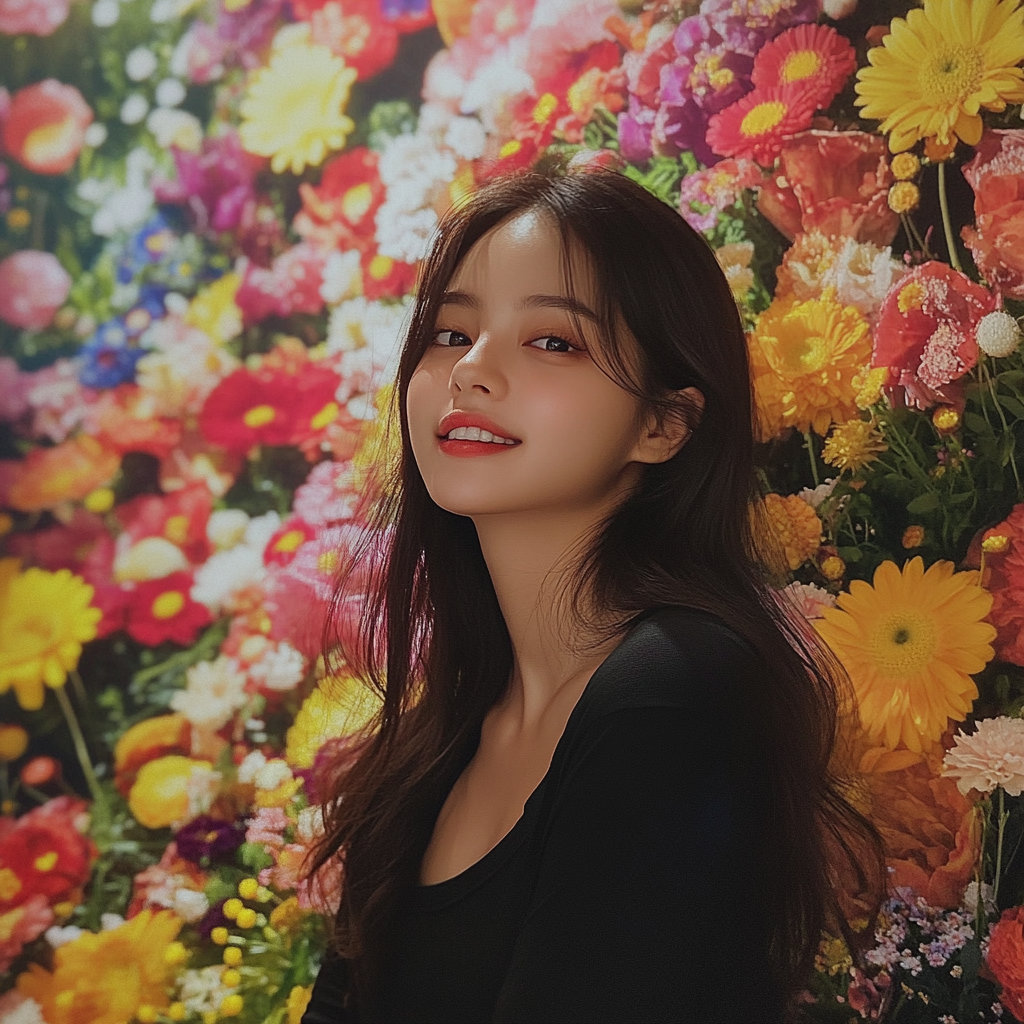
top-left (175, 814), bottom-right (247, 865)
top-left (216, 0), bottom-right (286, 70)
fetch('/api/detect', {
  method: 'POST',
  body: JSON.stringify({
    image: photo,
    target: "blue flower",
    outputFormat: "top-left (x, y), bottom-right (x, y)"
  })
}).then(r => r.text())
top-left (123, 285), bottom-right (168, 339)
top-left (79, 326), bottom-right (146, 389)
top-left (118, 214), bottom-right (178, 282)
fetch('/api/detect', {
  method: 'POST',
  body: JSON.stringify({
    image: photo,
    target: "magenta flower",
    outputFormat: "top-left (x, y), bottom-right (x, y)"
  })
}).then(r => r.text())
top-left (0, 250), bottom-right (72, 330)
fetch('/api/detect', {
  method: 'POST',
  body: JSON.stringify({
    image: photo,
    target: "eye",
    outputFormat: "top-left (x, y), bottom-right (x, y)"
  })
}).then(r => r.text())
top-left (528, 335), bottom-right (582, 354)
top-left (433, 329), bottom-right (472, 348)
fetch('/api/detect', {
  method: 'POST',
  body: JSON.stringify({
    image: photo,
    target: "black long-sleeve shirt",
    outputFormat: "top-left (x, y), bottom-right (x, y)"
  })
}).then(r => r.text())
top-left (303, 606), bottom-right (787, 1023)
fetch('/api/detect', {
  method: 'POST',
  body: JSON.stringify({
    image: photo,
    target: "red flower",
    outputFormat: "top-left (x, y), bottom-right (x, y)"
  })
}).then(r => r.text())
top-left (705, 83), bottom-right (818, 167)
top-left (0, 250), bottom-right (72, 330)
top-left (294, 147), bottom-right (385, 250)
top-left (751, 24), bottom-right (856, 110)
top-left (235, 243), bottom-right (327, 327)
top-left (973, 503), bottom-right (1024, 667)
top-left (115, 485), bottom-right (212, 566)
top-left (2, 79), bottom-right (92, 175)
top-left (360, 249), bottom-right (416, 300)
top-left (87, 383), bottom-right (184, 459)
top-left (873, 262), bottom-right (998, 411)
top-left (198, 363), bottom-right (342, 455)
top-left (264, 518), bottom-right (317, 566)
top-left (988, 905), bottom-right (1024, 1022)
top-left (306, 0), bottom-right (399, 80)
top-left (123, 571), bottom-right (212, 647)
top-left (961, 129), bottom-right (1024, 301)
top-left (756, 130), bottom-right (899, 245)
top-left (0, 797), bottom-right (94, 912)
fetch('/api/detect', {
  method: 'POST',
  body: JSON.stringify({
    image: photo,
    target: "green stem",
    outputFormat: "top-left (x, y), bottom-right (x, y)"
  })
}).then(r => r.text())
top-left (937, 161), bottom-right (962, 272)
top-left (54, 685), bottom-right (105, 807)
top-left (803, 431), bottom-right (820, 486)
top-left (976, 801), bottom-right (989, 942)
top-left (69, 667), bottom-right (88, 707)
top-left (994, 786), bottom-right (1008, 905)
top-left (981, 357), bottom-right (1024, 499)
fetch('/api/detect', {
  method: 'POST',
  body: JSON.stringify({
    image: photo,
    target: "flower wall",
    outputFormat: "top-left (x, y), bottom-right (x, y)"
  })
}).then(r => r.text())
top-left (2, 0), bottom-right (1024, 1020)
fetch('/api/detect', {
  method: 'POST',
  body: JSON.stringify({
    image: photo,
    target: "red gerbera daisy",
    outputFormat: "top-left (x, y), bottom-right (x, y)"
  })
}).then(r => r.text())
top-left (751, 24), bottom-right (857, 110)
top-left (705, 83), bottom-right (819, 166)
top-left (124, 572), bottom-right (212, 647)
top-left (360, 249), bottom-right (416, 300)
top-left (264, 518), bottom-right (317, 567)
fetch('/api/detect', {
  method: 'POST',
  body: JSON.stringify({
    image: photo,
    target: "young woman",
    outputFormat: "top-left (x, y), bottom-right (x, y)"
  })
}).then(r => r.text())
top-left (302, 169), bottom-right (886, 1024)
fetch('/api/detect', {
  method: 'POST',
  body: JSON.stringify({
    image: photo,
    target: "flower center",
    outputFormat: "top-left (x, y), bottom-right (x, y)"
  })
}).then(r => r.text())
top-left (532, 92), bottom-right (558, 126)
top-left (869, 611), bottom-right (938, 678)
top-left (739, 100), bottom-right (787, 138)
top-left (780, 49), bottom-right (821, 83)
top-left (274, 529), bottom-right (308, 554)
top-left (342, 183), bottom-right (374, 223)
top-left (244, 404), bottom-right (277, 429)
top-left (34, 851), bottom-right (58, 872)
top-left (311, 401), bottom-right (340, 431)
top-left (152, 591), bottom-right (185, 620)
top-left (0, 868), bottom-right (22, 901)
top-left (318, 550), bottom-right (339, 574)
top-left (919, 44), bottom-right (984, 105)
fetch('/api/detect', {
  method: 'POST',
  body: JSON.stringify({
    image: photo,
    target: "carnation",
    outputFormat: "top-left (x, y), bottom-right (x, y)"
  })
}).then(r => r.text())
top-left (169, 655), bottom-right (248, 731)
top-left (942, 716), bottom-right (1024, 797)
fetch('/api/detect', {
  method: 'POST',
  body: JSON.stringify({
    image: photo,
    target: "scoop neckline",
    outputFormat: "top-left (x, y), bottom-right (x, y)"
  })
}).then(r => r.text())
top-left (411, 606), bottom-right (669, 907)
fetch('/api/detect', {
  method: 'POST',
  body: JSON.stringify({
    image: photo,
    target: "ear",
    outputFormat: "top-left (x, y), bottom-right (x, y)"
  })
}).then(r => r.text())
top-left (632, 387), bottom-right (705, 465)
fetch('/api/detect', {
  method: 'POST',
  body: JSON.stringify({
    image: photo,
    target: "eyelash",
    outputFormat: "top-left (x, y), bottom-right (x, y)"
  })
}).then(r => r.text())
top-left (432, 328), bottom-right (584, 354)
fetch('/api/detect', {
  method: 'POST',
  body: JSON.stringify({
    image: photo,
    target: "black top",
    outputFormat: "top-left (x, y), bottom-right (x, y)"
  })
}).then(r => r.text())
top-left (303, 606), bottom-right (786, 1024)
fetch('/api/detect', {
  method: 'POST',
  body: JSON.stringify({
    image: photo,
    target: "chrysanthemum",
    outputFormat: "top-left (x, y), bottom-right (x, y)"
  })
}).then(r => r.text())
top-left (854, 0), bottom-right (1024, 153)
top-left (813, 556), bottom-right (997, 753)
top-left (706, 83), bottom-right (819, 166)
top-left (942, 715), bottom-right (1024, 796)
top-left (822, 418), bottom-right (888, 474)
top-left (285, 671), bottom-right (380, 769)
top-left (763, 492), bottom-right (823, 571)
top-left (0, 562), bottom-right (101, 711)
top-left (239, 36), bottom-right (357, 175)
top-left (751, 23), bottom-right (857, 109)
top-left (749, 292), bottom-right (872, 440)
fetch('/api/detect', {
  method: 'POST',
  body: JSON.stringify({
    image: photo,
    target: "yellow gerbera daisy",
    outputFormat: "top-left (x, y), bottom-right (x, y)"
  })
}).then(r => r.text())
top-left (822, 418), bottom-right (888, 474)
top-left (749, 292), bottom-right (872, 441)
top-left (0, 561), bottom-right (102, 711)
top-left (855, 0), bottom-right (1024, 153)
top-left (285, 670), bottom-right (381, 769)
top-left (813, 556), bottom-right (997, 754)
top-left (239, 35), bottom-right (357, 175)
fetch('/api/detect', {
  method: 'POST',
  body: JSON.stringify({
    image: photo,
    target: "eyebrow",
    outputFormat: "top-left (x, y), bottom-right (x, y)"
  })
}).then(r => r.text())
top-left (440, 290), bottom-right (600, 322)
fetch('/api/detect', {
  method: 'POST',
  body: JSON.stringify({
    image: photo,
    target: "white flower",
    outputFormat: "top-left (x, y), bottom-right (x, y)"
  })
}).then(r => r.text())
top-left (100, 913), bottom-right (125, 931)
top-left (0, 996), bottom-right (46, 1024)
top-left (319, 250), bottom-right (363, 306)
top-left (943, 716), bottom-right (1024, 796)
top-left (443, 116), bottom-right (486, 161)
top-left (173, 888), bottom-right (210, 922)
top-left (92, 0), bottom-right (119, 26)
top-left (120, 93), bottom-right (150, 126)
top-left (178, 966), bottom-right (232, 1014)
top-left (296, 805), bottom-right (325, 843)
top-left (779, 581), bottom-right (836, 620)
top-left (206, 508), bottom-right (250, 550)
top-left (83, 122), bottom-right (108, 148)
top-left (963, 880), bottom-right (998, 918)
top-left (45, 924), bottom-right (84, 948)
top-left (171, 655), bottom-right (248, 731)
top-left (126, 46), bottom-right (159, 81)
top-left (819, 239), bottom-right (907, 326)
top-left (254, 758), bottom-right (293, 790)
top-left (147, 108), bottom-right (202, 151)
top-left (88, 148), bottom-right (156, 237)
top-left (237, 749), bottom-right (268, 784)
top-left (249, 641), bottom-right (307, 692)
top-left (191, 512), bottom-right (278, 610)
top-left (183, 765), bottom-right (222, 824)
top-left (113, 535), bottom-right (190, 582)
top-left (155, 77), bottom-right (187, 108)
top-left (797, 477), bottom-right (838, 509)
top-left (327, 296), bottom-right (410, 397)
top-left (976, 311), bottom-right (1022, 358)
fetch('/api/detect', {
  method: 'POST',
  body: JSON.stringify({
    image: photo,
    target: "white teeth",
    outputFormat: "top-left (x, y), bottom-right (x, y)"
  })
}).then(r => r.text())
top-left (445, 426), bottom-right (517, 444)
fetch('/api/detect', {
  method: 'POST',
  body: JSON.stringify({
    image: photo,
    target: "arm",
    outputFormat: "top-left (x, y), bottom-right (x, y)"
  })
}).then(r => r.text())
top-left (491, 706), bottom-right (777, 1024)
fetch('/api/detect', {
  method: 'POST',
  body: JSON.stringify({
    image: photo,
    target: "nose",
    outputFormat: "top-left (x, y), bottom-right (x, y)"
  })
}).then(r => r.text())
top-left (449, 330), bottom-right (508, 395)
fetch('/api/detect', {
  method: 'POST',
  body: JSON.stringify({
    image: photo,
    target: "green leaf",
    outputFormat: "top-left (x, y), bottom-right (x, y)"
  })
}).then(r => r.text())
top-left (999, 396), bottom-right (1024, 419)
top-left (836, 546), bottom-right (863, 562)
top-left (964, 411), bottom-right (993, 435)
top-left (946, 491), bottom-right (974, 505)
top-left (906, 492), bottom-right (940, 514)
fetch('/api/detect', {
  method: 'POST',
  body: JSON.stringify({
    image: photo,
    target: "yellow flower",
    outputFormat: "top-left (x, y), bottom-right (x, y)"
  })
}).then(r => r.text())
top-left (239, 35), bottom-right (357, 174)
top-left (128, 755), bottom-right (213, 829)
top-left (288, 985), bottom-right (314, 1024)
top-left (822, 418), bottom-right (888, 474)
top-left (763, 493), bottom-right (823, 571)
top-left (285, 670), bottom-right (381, 769)
top-left (0, 561), bottom-right (101, 711)
top-left (186, 272), bottom-right (242, 345)
top-left (852, 366), bottom-right (889, 410)
top-left (855, 0), bottom-right (1024, 152)
top-left (749, 293), bottom-right (872, 441)
top-left (16, 909), bottom-right (183, 1024)
top-left (813, 557), bottom-right (997, 753)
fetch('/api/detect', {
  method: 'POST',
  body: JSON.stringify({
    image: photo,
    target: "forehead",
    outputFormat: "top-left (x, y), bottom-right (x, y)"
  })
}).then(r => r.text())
top-left (447, 209), bottom-right (598, 301)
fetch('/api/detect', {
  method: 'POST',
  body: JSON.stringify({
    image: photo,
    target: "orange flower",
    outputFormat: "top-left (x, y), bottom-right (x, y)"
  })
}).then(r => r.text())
top-left (763, 492), bottom-right (822, 570)
top-left (0, 436), bottom-right (119, 512)
top-left (2, 79), bottom-right (92, 175)
top-left (976, 502), bottom-right (1024, 667)
top-left (988, 905), bottom-right (1024, 1022)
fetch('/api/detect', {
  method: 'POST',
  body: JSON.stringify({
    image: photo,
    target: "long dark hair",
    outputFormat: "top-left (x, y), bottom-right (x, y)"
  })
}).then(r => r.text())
top-left (308, 169), bottom-right (887, 1021)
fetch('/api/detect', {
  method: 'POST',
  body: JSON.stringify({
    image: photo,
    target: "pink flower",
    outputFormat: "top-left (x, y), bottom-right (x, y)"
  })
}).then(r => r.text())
top-left (292, 459), bottom-right (360, 527)
top-left (245, 806), bottom-right (289, 852)
top-left (0, 0), bottom-right (69, 34)
top-left (942, 716), bottom-right (1024, 798)
top-left (846, 966), bottom-right (891, 1019)
top-left (23, 357), bottom-right (92, 442)
top-left (0, 895), bottom-right (52, 974)
top-left (679, 159), bottom-right (763, 233)
top-left (2, 79), bottom-right (91, 175)
top-left (235, 243), bottom-right (327, 326)
top-left (0, 250), bottom-right (71, 330)
top-left (0, 357), bottom-right (28, 421)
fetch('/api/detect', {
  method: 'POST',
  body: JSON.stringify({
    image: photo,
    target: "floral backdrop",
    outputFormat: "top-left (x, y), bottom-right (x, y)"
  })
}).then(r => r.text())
top-left (2, 0), bottom-right (1024, 1020)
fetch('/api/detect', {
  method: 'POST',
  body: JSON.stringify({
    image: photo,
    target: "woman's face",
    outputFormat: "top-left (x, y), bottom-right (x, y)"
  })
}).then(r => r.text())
top-left (407, 209), bottom-right (654, 521)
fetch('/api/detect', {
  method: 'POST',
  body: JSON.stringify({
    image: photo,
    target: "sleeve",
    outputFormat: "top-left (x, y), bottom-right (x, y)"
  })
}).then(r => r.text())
top-left (301, 946), bottom-right (358, 1024)
top-left (490, 705), bottom-right (773, 1024)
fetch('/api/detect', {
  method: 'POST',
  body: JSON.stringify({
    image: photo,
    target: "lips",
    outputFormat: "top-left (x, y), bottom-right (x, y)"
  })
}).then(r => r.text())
top-left (436, 409), bottom-right (521, 442)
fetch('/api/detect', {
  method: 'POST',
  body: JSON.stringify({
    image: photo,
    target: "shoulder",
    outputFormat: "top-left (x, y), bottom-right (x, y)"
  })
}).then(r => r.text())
top-left (577, 605), bottom-right (766, 721)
